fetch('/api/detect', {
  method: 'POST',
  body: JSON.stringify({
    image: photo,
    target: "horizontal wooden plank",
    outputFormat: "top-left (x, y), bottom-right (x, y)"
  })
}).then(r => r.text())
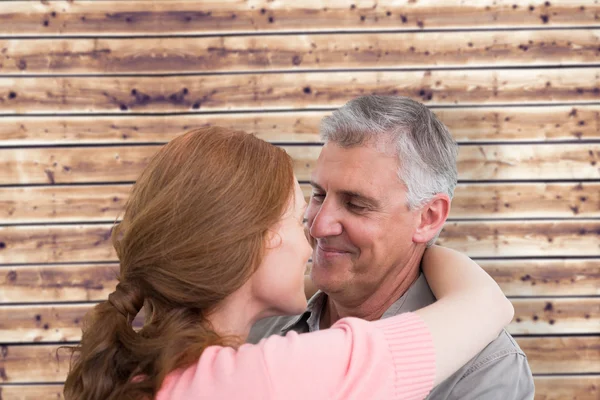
top-left (0, 1), bottom-right (598, 37)
top-left (450, 182), bottom-right (600, 219)
top-left (0, 69), bottom-right (599, 114)
top-left (479, 259), bottom-right (600, 297)
top-left (1, 182), bottom-right (598, 224)
top-left (0, 220), bottom-right (598, 264)
top-left (2, 259), bottom-right (597, 304)
top-left (456, 144), bottom-right (600, 181)
top-left (0, 225), bottom-right (118, 264)
top-left (0, 298), bottom-right (597, 342)
top-left (436, 220), bottom-right (600, 258)
top-left (0, 344), bottom-right (71, 383)
top-left (0, 185), bottom-right (129, 224)
top-left (509, 298), bottom-right (600, 335)
top-left (533, 376), bottom-right (600, 400)
top-left (1, 143), bottom-right (598, 185)
top-left (2, 30), bottom-right (600, 75)
top-left (0, 304), bottom-right (89, 343)
top-left (1, 376), bottom-right (599, 400)
top-left (1, 337), bottom-right (596, 382)
top-left (1, 105), bottom-right (598, 146)
top-left (518, 336), bottom-right (600, 374)
top-left (0, 384), bottom-right (64, 400)
top-left (0, 264), bottom-right (119, 303)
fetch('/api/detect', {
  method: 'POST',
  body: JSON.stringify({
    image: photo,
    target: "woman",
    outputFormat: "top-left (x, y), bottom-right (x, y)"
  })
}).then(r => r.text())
top-left (64, 127), bottom-right (513, 400)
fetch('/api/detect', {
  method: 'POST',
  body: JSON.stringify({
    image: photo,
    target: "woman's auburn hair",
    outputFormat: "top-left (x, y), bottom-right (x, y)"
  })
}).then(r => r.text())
top-left (63, 127), bottom-right (295, 400)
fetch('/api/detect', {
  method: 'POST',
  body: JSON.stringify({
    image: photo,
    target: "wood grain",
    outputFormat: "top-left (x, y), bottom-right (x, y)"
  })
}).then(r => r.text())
top-left (0, 384), bottom-right (64, 400)
top-left (2, 259), bottom-right (597, 304)
top-left (0, 344), bottom-right (71, 383)
top-left (479, 259), bottom-right (600, 297)
top-left (437, 220), bottom-right (600, 258)
top-left (2, 30), bottom-right (599, 74)
top-left (456, 144), bottom-right (600, 181)
top-left (533, 376), bottom-right (600, 400)
top-left (1, 377), bottom-right (598, 400)
top-left (1, 105), bottom-right (597, 146)
top-left (1, 182), bottom-right (597, 224)
top-left (0, 298), bottom-right (596, 342)
top-left (518, 336), bottom-right (600, 374)
top-left (0, 264), bottom-right (119, 303)
top-left (1, 143), bottom-right (598, 185)
top-left (1, 337), bottom-right (596, 382)
top-left (0, 304), bottom-right (90, 343)
top-left (0, 185), bottom-right (130, 224)
top-left (0, 0), bottom-right (597, 395)
top-left (0, 1), bottom-right (597, 36)
top-left (0, 224), bottom-right (118, 264)
top-left (450, 182), bottom-right (600, 219)
top-left (0, 220), bottom-right (598, 264)
top-left (509, 298), bottom-right (600, 335)
top-left (0, 68), bottom-right (598, 114)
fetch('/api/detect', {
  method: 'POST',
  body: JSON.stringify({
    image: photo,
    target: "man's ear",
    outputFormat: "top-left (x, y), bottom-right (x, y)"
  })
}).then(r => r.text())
top-left (412, 193), bottom-right (451, 244)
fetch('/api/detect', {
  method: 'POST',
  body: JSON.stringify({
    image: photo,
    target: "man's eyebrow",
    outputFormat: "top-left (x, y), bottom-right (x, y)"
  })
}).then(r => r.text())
top-left (310, 180), bottom-right (380, 207)
top-left (309, 181), bottom-right (325, 191)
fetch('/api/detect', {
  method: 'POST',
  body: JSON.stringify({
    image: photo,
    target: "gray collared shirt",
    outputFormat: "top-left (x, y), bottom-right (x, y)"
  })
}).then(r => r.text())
top-left (249, 274), bottom-right (535, 400)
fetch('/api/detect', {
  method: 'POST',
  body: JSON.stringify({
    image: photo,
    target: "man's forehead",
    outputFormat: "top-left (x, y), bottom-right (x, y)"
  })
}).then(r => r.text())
top-left (310, 167), bottom-right (399, 205)
top-left (313, 145), bottom-right (400, 183)
top-left (317, 141), bottom-right (399, 168)
top-left (310, 173), bottom-right (375, 193)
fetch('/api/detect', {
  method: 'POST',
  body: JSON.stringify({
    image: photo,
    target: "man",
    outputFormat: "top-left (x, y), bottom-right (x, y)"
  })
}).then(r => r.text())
top-left (249, 95), bottom-right (534, 399)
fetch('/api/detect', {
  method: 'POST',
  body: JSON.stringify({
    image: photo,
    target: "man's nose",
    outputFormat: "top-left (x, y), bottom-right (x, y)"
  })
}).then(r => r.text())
top-left (308, 200), bottom-right (343, 239)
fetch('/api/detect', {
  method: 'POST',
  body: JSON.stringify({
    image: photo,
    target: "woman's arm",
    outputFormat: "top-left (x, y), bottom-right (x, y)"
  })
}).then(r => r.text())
top-left (161, 247), bottom-right (511, 400)
top-left (415, 245), bottom-right (514, 386)
top-left (161, 314), bottom-right (434, 400)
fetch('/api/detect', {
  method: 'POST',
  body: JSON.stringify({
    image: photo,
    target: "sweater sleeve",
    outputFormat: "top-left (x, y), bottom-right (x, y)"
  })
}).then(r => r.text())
top-left (157, 312), bottom-right (435, 400)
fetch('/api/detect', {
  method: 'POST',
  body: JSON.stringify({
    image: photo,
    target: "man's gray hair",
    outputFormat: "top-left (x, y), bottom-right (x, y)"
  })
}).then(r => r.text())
top-left (320, 95), bottom-right (458, 245)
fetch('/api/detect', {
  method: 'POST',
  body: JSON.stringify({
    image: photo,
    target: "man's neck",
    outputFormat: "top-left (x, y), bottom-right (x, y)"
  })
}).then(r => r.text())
top-left (320, 251), bottom-right (423, 330)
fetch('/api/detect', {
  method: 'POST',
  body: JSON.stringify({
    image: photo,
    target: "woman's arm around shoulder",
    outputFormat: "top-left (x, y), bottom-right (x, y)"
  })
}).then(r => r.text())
top-left (157, 313), bottom-right (435, 400)
top-left (415, 245), bottom-right (514, 386)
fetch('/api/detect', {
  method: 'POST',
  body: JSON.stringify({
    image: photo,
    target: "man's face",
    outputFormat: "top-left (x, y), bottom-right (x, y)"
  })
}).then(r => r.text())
top-left (306, 141), bottom-right (421, 297)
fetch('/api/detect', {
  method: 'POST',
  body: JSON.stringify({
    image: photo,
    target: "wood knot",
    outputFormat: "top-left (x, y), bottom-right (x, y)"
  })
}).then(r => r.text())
top-left (6, 270), bottom-right (16, 282)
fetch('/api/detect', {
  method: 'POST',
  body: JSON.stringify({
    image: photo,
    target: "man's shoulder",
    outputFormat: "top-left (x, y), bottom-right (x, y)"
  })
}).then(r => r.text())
top-left (440, 328), bottom-right (527, 383)
top-left (428, 329), bottom-right (534, 399)
top-left (247, 314), bottom-right (300, 344)
top-left (462, 329), bottom-right (526, 377)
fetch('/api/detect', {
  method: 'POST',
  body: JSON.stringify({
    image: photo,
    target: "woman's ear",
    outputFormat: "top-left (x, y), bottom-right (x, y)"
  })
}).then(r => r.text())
top-left (264, 228), bottom-right (283, 249)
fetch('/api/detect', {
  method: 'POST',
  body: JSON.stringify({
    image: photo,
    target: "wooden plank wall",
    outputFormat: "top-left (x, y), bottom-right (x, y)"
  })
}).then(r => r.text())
top-left (0, 1), bottom-right (599, 399)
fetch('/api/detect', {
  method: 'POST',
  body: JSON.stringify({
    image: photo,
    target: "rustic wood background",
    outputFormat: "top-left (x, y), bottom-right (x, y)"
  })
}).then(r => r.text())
top-left (0, 1), bottom-right (599, 399)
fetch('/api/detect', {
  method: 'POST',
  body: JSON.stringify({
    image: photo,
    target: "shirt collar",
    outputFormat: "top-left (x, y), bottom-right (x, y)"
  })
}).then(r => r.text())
top-left (280, 290), bottom-right (327, 333)
top-left (280, 273), bottom-right (434, 333)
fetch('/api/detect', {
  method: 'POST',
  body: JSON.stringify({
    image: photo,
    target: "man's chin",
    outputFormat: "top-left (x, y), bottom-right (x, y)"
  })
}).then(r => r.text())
top-left (310, 262), bottom-right (351, 293)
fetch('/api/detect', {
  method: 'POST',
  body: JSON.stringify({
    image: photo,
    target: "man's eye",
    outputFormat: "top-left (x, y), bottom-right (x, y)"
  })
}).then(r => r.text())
top-left (347, 202), bottom-right (367, 211)
top-left (311, 194), bottom-right (325, 202)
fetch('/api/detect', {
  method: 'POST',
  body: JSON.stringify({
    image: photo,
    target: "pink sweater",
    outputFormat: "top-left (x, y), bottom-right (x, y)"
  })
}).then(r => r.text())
top-left (156, 313), bottom-right (435, 400)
